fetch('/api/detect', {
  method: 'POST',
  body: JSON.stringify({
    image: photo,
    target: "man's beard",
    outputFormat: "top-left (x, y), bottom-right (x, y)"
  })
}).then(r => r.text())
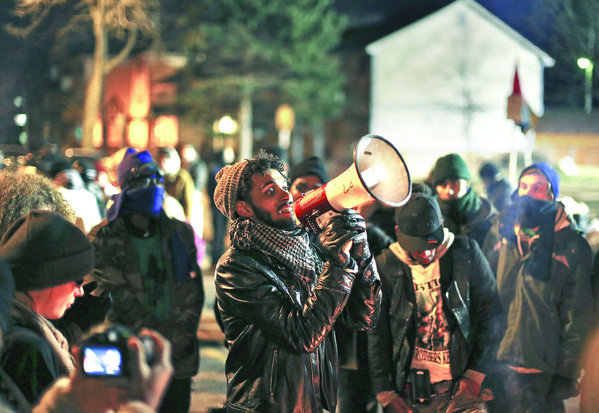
top-left (250, 200), bottom-right (298, 230)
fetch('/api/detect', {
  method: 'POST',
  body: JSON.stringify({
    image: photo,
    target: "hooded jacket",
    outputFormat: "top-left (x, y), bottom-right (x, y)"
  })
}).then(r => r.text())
top-left (368, 232), bottom-right (502, 395)
top-left (215, 244), bottom-right (381, 413)
top-left (494, 204), bottom-right (593, 379)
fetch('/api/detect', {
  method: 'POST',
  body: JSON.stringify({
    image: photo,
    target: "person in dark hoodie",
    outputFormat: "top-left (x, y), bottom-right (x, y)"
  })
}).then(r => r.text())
top-left (486, 162), bottom-right (593, 413)
top-left (368, 190), bottom-right (501, 413)
top-left (429, 154), bottom-right (499, 254)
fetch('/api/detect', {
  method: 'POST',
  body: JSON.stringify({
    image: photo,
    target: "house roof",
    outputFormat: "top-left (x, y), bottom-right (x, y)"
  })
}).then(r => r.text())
top-left (363, 0), bottom-right (554, 67)
top-left (336, 0), bottom-right (453, 52)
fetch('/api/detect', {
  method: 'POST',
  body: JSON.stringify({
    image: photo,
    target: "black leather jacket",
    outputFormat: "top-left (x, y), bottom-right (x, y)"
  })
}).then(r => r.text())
top-left (215, 246), bottom-right (381, 413)
top-left (368, 236), bottom-right (502, 395)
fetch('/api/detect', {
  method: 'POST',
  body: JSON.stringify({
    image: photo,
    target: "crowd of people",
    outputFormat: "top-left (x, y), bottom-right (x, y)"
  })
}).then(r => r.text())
top-left (0, 141), bottom-right (598, 413)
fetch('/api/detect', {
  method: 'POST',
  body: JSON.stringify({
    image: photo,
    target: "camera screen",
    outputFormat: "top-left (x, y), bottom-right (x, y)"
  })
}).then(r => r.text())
top-left (82, 345), bottom-right (123, 376)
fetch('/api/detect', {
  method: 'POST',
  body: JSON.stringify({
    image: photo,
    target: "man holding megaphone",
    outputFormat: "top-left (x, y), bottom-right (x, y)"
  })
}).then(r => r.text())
top-left (212, 148), bottom-right (382, 413)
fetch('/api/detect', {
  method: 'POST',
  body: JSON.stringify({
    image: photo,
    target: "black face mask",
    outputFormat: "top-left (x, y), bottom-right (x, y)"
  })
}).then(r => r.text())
top-left (516, 195), bottom-right (557, 229)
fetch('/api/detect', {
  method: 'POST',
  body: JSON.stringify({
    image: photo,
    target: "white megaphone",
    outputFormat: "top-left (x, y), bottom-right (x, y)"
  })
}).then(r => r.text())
top-left (293, 134), bottom-right (411, 231)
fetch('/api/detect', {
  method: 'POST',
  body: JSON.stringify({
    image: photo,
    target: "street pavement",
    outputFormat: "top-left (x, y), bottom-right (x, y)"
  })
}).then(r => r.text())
top-left (190, 269), bottom-right (227, 413)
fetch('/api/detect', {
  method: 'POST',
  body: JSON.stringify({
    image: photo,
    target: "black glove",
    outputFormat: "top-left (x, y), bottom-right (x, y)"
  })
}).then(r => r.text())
top-left (339, 209), bottom-right (372, 264)
top-left (60, 281), bottom-right (113, 334)
top-left (549, 375), bottom-right (579, 400)
top-left (351, 229), bottom-right (372, 264)
top-left (318, 210), bottom-right (363, 267)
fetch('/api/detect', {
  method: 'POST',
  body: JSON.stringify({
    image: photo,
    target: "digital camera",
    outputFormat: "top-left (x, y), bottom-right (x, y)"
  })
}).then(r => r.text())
top-left (80, 323), bottom-right (155, 378)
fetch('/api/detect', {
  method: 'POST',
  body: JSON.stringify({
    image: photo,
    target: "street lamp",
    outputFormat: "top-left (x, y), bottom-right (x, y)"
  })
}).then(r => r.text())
top-left (213, 115), bottom-right (238, 135)
top-left (577, 57), bottom-right (594, 113)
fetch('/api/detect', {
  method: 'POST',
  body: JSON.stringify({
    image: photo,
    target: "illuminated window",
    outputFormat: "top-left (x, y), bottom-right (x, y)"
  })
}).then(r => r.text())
top-left (153, 115), bottom-right (179, 147)
top-left (127, 119), bottom-right (149, 148)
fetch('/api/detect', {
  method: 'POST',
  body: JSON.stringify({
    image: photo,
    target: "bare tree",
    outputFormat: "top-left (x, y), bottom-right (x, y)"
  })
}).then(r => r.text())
top-left (8, 0), bottom-right (157, 148)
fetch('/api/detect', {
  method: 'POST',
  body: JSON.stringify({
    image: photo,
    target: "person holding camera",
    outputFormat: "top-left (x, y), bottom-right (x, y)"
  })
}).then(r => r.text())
top-left (89, 148), bottom-right (204, 413)
top-left (0, 245), bottom-right (173, 413)
top-left (212, 150), bottom-right (381, 413)
top-left (0, 210), bottom-right (93, 405)
top-left (0, 168), bottom-right (113, 349)
top-left (368, 190), bottom-right (502, 413)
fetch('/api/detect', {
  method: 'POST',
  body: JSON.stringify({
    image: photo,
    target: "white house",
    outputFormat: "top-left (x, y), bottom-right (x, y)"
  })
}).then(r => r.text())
top-left (366, 0), bottom-right (554, 179)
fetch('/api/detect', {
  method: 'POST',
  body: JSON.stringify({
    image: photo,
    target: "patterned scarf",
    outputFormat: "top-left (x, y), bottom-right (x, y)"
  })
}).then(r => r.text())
top-left (230, 218), bottom-right (323, 283)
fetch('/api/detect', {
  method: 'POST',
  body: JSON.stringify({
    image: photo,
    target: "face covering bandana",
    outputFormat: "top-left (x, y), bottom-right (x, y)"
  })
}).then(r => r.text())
top-left (516, 195), bottom-right (557, 229)
top-left (438, 188), bottom-right (480, 227)
top-left (123, 186), bottom-right (165, 219)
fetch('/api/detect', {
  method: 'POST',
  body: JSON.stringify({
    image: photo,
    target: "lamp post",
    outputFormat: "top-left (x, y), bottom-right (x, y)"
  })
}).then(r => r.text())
top-left (577, 57), bottom-right (594, 113)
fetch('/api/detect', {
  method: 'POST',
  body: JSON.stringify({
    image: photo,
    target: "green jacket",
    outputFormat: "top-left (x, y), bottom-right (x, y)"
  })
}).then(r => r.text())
top-left (89, 212), bottom-right (204, 379)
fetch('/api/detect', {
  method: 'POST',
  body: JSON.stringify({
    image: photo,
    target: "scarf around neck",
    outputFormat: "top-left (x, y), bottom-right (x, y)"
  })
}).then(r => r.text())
top-left (438, 189), bottom-right (481, 228)
top-left (230, 218), bottom-right (323, 283)
top-left (10, 299), bottom-right (75, 375)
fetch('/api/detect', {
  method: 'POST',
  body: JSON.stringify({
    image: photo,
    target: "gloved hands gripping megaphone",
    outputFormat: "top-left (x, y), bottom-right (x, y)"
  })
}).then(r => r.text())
top-left (293, 134), bottom-right (412, 233)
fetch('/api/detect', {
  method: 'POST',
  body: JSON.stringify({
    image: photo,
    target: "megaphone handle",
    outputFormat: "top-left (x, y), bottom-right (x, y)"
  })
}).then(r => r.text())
top-left (309, 210), bottom-right (339, 233)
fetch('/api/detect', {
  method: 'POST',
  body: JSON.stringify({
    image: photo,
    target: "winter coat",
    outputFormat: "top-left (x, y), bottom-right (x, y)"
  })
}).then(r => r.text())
top-left (0, 300), bottom-right (74, 405)
top-left (368, 235), bottom-right (502, 395)
top-left (89, 212), bottom-right (204, 379)
top-left (494, 208), bottom-right (593, 379)
top-left (215, 246), bottom-right (381, 413)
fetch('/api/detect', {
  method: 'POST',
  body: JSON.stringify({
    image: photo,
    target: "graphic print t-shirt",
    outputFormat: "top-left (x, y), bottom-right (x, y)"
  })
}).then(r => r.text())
top-left (410, 261), bottom-right (452, 383)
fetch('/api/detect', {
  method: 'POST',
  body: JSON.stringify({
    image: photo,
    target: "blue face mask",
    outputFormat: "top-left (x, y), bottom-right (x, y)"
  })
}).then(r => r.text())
top-left (123, 186), bottom-right (165, 219)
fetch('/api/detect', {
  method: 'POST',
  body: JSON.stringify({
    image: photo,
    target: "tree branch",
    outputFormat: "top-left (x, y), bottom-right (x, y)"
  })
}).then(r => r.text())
top-left (5, 6), bottom-right (51, 36)
top-left (104, 27), bottom-right (137, 74)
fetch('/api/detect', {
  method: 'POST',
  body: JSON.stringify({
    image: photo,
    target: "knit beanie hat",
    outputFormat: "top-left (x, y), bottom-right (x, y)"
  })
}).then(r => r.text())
top-left (430, 153), bottom-right (471, 185)
top-left (288, 156), bottom-right (330, 185)
top-left (0, 257), bottom-right (15, 334)
top-left (0, 210), bottom-right (94, 292)
top-left (214, 160), bottom-right (249, 220)
top-left (519, 162), bottom-right (560, 199)
top-left (394, 193), bottom-right (444, 252)
top-left (117, 148), bottom-right (156, 188)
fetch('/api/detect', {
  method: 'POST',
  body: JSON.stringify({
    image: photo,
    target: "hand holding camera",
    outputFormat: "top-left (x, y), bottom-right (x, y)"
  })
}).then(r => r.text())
top-left (126, 328), bottom-right (174, 409)
top-left (52, 323), bottom-right (174, 412)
